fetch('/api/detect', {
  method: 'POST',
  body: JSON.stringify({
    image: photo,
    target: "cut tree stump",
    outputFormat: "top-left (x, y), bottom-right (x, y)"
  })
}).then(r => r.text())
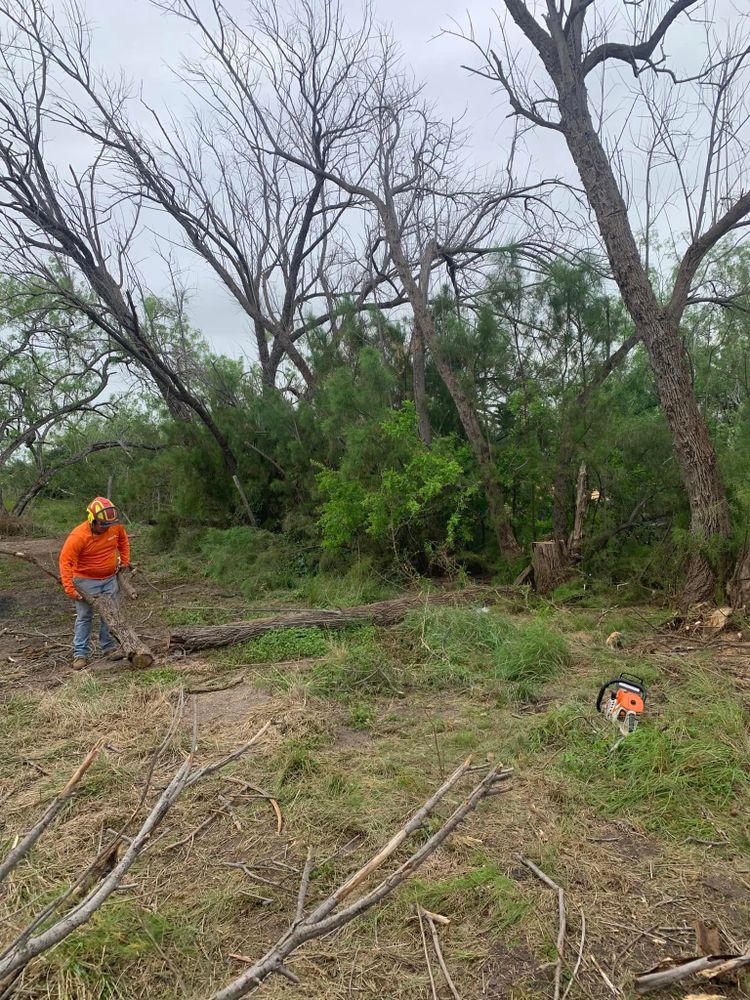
top-left (531, 540), bottom-right (570, 595)
top-left (0, 548), bottom-right (154, 669)
top-left (170, 586), bottom-right (506, 652)
top-left (729, 544), bottom-right (750, 611)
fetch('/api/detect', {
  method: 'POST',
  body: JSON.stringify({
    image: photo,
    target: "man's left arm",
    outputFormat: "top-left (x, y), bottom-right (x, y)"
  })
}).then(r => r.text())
top-left (117, 526), bottom-right (131, 569)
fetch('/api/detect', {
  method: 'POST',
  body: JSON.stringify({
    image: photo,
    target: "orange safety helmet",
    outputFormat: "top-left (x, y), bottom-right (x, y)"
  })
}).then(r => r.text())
top-left (87, 496), bottom-right (120, 526)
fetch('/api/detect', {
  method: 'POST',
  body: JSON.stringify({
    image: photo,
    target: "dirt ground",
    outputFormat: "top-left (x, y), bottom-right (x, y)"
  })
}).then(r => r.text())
top-left (1, 535), bottom-right (749, 999)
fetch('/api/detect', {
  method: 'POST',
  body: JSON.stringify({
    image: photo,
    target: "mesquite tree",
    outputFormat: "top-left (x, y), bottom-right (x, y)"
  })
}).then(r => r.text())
top-left (458, 0), bottom-right (750, 602)
top-left (157, 0), bottom-right (564, 559)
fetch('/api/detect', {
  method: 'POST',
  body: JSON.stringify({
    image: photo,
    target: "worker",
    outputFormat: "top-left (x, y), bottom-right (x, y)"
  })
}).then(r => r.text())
top-left (59, 496), bottom-right (131, 669)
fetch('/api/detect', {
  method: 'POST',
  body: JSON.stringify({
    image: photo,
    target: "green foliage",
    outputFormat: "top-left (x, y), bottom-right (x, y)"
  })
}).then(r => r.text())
top-left (219, 627), bottom-right (330, 667)
top-left (317, 402), bottom-right (479, 568)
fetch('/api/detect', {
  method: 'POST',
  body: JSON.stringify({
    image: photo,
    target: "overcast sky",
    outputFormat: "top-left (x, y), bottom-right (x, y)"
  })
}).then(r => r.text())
top-left (52, 0), bottom-right (745, 360)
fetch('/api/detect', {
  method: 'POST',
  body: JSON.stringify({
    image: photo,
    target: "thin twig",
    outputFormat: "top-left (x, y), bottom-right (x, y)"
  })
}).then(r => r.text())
top-left (560, 909), bottom-right (586, 1000)
top-left (515, 855), bottom-right (566, 1000)
top-left (417, 905), bottom-right (439, 1000)
top-left (295, 847), bottom-right (314, 924)
top-left (421, 906), bottom-right (462, 999)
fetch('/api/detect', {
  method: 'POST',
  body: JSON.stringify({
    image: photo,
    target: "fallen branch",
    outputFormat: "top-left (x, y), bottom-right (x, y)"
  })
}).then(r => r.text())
top-left (0, 743), bottom-right (101, 885)
top-left (186, 674), bottom-right (245, 695)
top-left (0, 716), bottom-right (272, 988)
top-left (169, 587), bottom-right (510, 652)
top-left (515, 854), bottom-right (566, 1000)
top-left (208, 760), bottom-right (513, 999)
top-left (635, 951), bottom-right (750, 993)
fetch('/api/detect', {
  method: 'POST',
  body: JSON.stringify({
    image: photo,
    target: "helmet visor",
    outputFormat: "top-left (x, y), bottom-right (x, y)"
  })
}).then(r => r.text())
top-left (93, 505), bottom-right (120, 525)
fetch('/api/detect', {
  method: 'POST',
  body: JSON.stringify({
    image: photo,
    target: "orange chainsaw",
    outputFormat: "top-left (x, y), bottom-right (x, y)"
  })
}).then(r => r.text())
top-left (596, 674), bottom-right (646, 735)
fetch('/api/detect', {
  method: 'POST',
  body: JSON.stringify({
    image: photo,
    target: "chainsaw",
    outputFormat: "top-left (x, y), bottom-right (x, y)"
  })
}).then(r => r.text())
top-left (596, 673), bottom-right (647, 735)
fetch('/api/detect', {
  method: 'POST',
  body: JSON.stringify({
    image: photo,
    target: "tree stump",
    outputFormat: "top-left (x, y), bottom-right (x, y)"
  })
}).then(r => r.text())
top-left (531, 540), bottom-right (570, 595)
top-left (729, 545), bottom-right (750, 612)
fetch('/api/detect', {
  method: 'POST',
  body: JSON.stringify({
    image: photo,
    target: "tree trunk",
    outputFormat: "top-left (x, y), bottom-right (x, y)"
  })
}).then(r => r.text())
top-left (170, 585), bottom-right (509, 652)
top-left (86, 593), bottom-right (154, 669)
top-left (531, 540), bottom-right (569, 595)
top-left (411, 324), bottom-right (432, 448)
top-left (426, 332), bottom-right (520, 559)
top-left (555, 86), bottom-right (730, 604)
top-left (567, 462), bottom-right (588, 562)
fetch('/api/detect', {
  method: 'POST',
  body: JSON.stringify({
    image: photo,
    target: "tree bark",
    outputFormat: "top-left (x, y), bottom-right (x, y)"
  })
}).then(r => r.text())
top-left (531, 540), bottom-right (569, 595)
top-left (169, 585), bottom-right (509, 652)
top-left (411, 324), bottom-right (432, 448)
top-left (87, 593), bottom-right (154, 669)
top-left (552, 76), bottom-right (729, 604)
top-left (567, 462), bottom-right (588, 562)
top-left (728, 544), bottom-right (750, 611)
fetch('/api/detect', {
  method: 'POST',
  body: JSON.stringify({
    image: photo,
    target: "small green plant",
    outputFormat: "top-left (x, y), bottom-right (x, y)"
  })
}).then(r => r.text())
top-left (408, 862), bottom-right (529, 931)
top-left (348, 702), bottom-right (375, 730)
top-left (136, 666), bottom-right (182, 687)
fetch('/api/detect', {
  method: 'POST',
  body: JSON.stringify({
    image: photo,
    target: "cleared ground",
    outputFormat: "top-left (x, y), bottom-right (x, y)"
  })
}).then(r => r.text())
top-left (1, 526), bottom-right (749, 999)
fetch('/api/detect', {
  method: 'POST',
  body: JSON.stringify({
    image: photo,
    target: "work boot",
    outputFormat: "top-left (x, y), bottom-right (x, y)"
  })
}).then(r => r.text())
top-left (103, 648), bottom-right (125, 662)
top-left (72, 657), bottom-right (88, 670)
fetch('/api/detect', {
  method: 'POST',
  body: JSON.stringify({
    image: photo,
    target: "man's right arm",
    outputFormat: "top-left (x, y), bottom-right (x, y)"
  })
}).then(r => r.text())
top-left (59, 531), bottom-right (84, 599)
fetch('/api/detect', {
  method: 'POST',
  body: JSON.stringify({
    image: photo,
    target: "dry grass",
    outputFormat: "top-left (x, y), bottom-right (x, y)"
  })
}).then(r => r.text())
top-left (2, 556), bottom-right (750, 999)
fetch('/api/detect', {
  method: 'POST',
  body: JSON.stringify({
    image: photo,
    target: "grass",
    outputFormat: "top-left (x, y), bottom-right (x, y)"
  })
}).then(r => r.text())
top-left (407, 860), bottom-right (530, 932)
top-left (523, 668), bottom-right (750, 841)
top-left (3, 514), bottom-right (750, 1000)
top-left (401, 606), bottom-right (571, 699)
top-left (215, 626), bottom-right (331, 668)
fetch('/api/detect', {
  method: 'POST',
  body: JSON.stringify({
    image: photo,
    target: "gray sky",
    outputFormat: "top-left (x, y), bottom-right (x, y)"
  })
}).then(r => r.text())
top-left (58, 0), bottom-right (745, 360)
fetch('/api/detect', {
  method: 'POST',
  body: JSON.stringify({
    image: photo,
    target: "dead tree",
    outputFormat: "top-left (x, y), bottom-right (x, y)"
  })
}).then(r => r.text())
top-left (0, 11), bottom-right (253, 516)
top-left (3, 0), bottom-right (407, 397)
top-left (457, 1), bottom-right (750, 604)
top-left (161, 0), bottom-right (561, 560)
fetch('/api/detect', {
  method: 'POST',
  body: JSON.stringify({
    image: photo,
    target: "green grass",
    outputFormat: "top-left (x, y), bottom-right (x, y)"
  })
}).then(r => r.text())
top-left (216, 626), bottom-right (330, 667)
top-left (401, 606), bottom-right (571, 699)
top-left (523, 669), bottom-right (750, 841)
top-left (407, 861), bottom-right (529, 932)
top-left (49, 898), bottom-right (196, 995)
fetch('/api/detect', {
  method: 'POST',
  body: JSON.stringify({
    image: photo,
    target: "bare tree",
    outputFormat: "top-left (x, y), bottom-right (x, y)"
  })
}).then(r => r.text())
top-left (456, 0), bottom-right (750, 602)
top-left (0, 8), bottom-right (254, 510)
top-left (160, 0), bottom-right (563, 558)
top-left (4, 0), bottom-right (408, 396)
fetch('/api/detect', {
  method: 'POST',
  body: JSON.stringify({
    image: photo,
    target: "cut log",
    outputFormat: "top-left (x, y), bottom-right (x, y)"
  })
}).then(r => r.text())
top-left (170, 586), bottom-right (505, 652)
top-left (531, 540), bottom-right (570, 595)
top-left (87, 593), bottom-right (154, 669)
top-left (0, 548), bottom-right (154, 669)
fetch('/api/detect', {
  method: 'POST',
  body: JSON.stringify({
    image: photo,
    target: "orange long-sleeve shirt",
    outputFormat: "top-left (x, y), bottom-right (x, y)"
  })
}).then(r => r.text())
top-left (59, 522), bottom-right (130, 598)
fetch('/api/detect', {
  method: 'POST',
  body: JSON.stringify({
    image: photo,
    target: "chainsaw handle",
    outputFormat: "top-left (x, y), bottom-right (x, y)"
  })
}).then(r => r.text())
top-left (596, 680), bottom-right (620, 712)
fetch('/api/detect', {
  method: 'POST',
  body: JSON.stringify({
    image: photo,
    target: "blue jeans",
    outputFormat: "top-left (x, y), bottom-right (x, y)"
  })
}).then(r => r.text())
top-left (72, 575), bottom-right (120, 658)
